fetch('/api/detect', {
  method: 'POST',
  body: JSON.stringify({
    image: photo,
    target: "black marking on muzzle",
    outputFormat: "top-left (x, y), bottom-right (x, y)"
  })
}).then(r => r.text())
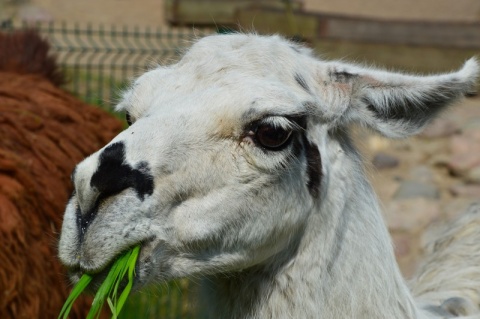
top-left (91, 142), bottom-right (154, 201)
top-left (303, 136), bottom-right (322, 198)
top-left (77, 142), bottom-right (154, 238)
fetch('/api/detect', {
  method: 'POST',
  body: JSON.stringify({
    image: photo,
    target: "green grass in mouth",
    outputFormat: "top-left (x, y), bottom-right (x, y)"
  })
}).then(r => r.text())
top-left (58, 246), bottom-right (141, 319)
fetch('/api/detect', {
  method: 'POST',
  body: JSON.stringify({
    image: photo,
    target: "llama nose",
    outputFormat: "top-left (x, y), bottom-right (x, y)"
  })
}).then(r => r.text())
top-left (74, 141), bottom-right (154, 235)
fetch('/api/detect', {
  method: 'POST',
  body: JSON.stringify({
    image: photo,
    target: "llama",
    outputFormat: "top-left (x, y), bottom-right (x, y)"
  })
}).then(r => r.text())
top-left (58, 34), bottom-right (480, 319)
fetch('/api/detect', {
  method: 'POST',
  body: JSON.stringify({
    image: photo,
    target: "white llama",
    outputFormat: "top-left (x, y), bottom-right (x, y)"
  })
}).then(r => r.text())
top-left (59, 34), bottom-right (480, 319)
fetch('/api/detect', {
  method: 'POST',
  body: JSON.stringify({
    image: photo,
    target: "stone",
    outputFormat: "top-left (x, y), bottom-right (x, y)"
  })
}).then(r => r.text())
top-left (409, 165), bottom-right (434, 184)
top-left (390, 231), bottom-right (419, 278)
top-left (372, 152), bottom-right (400, 169)
top-left (393, 180), bottom-right (440, 200)
top-left (450, 183), bottom-right (480, 198)
top-left (390, 232), bottom-right (413, 258)
top-left (466, 167), bottom-right (480, 183)
top-left (441, 198), bottom-right (474, 221)
top-left (448, 131), bottom-right (480, 175)
top-left (420, 118), bottom-right (459, 138)
top-left (372, 179), bottom-right (400, 203)
top-left (462, 118), bottom-right (480, 131)
top-left (429, 154), bottom-right (450, 166)
top-left (384, 198), bottom-right (441, 232)
top-left (367, 135), bottom-right (391, 152)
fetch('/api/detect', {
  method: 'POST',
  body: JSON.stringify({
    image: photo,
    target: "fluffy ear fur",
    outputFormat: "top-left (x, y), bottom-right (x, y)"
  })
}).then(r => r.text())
top-left (314, 58), bottom-right (479, 138)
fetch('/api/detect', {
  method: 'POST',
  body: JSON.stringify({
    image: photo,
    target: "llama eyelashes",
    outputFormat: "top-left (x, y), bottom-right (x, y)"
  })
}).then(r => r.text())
top-left (242, 115), bottom-right (307, 151)
top-left (125, 111), bottom-right (133, 126)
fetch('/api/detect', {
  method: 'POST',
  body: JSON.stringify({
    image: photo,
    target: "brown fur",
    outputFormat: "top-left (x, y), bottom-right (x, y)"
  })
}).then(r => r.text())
top-left (0, 30), bottom-right (122, 319)
top-left (0, 30), bottom-right (65, 86)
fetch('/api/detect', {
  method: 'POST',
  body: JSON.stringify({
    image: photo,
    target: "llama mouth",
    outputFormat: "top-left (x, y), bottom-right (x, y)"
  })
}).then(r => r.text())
top-left (69, 241), bottom-right (152, 293)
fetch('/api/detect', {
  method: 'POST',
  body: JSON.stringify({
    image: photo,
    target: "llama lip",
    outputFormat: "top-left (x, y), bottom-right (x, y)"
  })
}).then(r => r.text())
top-left (69, 242), bottom-right (148, 293)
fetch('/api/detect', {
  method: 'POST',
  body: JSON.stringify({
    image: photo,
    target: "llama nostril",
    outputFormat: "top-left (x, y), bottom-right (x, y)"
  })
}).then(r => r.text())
top-left (75, 205), bottom-right (93, 241)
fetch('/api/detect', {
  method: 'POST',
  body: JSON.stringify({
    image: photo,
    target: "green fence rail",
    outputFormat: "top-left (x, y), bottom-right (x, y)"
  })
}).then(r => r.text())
top-left (1, 20), bottom-right (214, 109)
top-left (1, 20), bottom-right (213, 319)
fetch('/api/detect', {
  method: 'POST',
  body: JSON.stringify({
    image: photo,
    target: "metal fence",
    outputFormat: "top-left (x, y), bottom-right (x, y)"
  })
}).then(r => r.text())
top-left (1, 20), bottom-right (214, 109)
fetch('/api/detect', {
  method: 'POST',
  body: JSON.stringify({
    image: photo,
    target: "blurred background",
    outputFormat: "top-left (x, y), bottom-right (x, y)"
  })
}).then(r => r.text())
top-left (2, 0), bottom-right (480, 104)
top-left (1, 0), bottom-right (479, 318)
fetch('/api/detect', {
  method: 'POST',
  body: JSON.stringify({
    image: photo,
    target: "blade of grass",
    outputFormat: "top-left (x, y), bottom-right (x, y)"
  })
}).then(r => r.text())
top-left (58, 273), bottom-right (93, 319)
top-left (114, 246), bottom-right (140, 315)
top-left (107, 297), bottom-right (117, 319)
top-left (86, 257), bottom-right (126, 319)
top-left (110, 250), bottom-right (132, 305)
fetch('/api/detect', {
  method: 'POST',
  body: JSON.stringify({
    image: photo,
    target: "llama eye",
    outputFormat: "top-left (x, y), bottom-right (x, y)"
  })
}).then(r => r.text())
top-left (255, 123), bottom-right (293, 150)
top-left (125, 112), bottom-right (133, 126)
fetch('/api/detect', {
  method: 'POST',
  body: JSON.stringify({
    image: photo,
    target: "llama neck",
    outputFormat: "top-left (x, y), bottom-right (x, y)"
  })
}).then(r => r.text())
top-left (199, 139), bottom-right (422, 319)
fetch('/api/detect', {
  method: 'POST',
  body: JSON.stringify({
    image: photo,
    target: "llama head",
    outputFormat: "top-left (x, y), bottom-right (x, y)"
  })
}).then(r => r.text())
top-left (59, 34), bottom-right (478, 288)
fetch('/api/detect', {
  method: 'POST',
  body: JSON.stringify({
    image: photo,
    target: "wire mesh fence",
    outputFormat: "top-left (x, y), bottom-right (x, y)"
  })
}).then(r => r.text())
top-left (1, 20), bottom-right (213, 319)
top-left (1, 20), bottom-right (214, 109)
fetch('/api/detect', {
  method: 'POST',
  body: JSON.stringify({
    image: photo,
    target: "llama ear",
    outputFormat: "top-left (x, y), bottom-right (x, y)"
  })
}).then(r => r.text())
top-left (315, 58), bottom-right (479, 138)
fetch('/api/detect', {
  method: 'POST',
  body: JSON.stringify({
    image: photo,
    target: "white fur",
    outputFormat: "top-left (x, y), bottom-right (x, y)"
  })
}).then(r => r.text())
top-left (59, 34), bottom-right (480, 319)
